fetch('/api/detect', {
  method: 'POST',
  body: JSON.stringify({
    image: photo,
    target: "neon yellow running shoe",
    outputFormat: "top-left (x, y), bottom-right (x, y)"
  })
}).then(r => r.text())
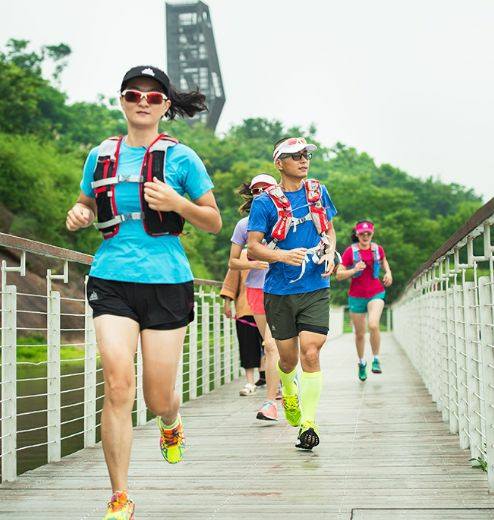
top-left (281, 393), bottom-right (301, 427)
top-left (157, 414), bottom-right (185, 464)
top-left (296, 421), bottom-right (320, 450)
top-left (102, 491), bottom-right (135, 520)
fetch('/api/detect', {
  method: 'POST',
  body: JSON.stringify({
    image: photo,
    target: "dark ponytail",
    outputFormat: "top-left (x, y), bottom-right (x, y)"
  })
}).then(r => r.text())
top-left (237, 182), bottom-right (253, 215)
top-left (166, 84), bottom-right (208, 120)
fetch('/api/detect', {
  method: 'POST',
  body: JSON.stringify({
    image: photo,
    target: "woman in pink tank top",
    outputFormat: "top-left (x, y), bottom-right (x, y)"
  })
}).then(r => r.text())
top-left (336, 220), bottom-right (393, 381)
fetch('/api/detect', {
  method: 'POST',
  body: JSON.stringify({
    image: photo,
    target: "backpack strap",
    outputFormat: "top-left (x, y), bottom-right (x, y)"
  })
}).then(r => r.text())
top-left (303, 179), bottom-right (330, 235)
top-left (371, 242), bottom-right (381, 279)
top-left (265, 185), bottom-right (292, 248)
top-left (140, 133), bottom-right (184, 236)
top-left (351, 244), bottom-right (363, 278)
top-left (92, 136), bottom-right (123, 239)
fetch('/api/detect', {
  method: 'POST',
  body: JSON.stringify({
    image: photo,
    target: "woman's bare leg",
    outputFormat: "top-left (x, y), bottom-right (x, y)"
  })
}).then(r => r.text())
top-left (95, 315), bottom-right (139, 493)
top-left (253, 313), bottom-right (279, 401)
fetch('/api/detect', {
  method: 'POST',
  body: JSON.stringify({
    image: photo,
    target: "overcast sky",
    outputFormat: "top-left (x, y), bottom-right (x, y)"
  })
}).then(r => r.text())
top-left (2, 0), bottom-right (493, 200)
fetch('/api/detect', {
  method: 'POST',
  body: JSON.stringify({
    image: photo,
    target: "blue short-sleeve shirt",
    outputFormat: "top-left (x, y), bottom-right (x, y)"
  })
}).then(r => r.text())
top-left (80, 140), bottom-right (214, 284)
top-left (247, 184), bottom-right (337, 295)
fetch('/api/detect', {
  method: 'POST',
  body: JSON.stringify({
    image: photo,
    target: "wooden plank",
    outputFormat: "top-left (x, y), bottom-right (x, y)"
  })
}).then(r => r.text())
top-left (1, 333), bottom-right (493, 519)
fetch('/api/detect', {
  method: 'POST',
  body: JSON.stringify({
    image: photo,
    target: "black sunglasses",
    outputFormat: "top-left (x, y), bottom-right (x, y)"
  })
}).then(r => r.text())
top-left (280, 152), bottom-right (312, 161)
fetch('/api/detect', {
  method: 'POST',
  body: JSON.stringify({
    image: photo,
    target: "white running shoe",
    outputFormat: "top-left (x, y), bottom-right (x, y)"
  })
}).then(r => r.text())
top-left (239, 383), bottom-right (256, 396)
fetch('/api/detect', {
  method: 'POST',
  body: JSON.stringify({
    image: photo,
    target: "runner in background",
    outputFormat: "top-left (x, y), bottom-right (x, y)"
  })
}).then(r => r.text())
top-left (221, 249), bottom-right (263, 396)
top-left (336, 220), bottom-right (393, 381)
top-left (228, 174), bottom-right (281, 421)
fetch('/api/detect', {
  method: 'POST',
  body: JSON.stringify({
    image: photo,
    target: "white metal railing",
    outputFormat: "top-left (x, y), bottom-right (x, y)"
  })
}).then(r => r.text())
top-left (0, 233), bottom-right (241, 483)
top-left (393, 198), bottom-right (494, 489)
top-left (0, 233), bottom-right (344, 483)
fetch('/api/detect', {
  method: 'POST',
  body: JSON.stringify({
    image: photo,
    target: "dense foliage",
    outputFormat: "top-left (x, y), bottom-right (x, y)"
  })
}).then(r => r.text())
top-left (0, 40), bottom-right (482, 302)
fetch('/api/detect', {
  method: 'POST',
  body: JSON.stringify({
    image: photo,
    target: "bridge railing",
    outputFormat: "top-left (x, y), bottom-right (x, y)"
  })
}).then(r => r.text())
top-left (0, 233), bottom-right (243, 483)
top-left (393, 198), bottom-right (494, 489)
top-left (0, 233), bottom-right (344, 483)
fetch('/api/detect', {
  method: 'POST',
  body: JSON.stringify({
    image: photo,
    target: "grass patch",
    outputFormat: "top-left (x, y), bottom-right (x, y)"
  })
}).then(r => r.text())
top-left (15, 334), bottom-right (85, 363)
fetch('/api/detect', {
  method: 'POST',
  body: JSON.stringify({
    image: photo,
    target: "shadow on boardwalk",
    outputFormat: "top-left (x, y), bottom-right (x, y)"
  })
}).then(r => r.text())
top-left (1, 333), bottom-right (493, 519)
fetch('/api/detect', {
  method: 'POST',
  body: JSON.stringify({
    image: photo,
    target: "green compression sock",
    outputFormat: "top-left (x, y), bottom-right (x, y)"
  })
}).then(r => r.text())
top-left (277, 362), bottom-right (298, 396)
top-left (300, 371), bottom-right (323, 423)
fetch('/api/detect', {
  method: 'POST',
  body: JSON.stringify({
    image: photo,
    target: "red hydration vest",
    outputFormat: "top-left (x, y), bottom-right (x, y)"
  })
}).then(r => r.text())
top-left (91, 133), bottom-right (184, 239)
top-left (263, 179), bottom-right (335, 282)
top-left (265, 179), bottom-right (331, 248)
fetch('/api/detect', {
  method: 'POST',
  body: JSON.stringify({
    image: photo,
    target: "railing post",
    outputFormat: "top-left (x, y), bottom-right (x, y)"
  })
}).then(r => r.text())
top-left (446, 284), bottom-right (459, 433)
top-left (189, 302), bottom-right (198, 400)
top-left (439, 283), bottom-right (449, 422)
top-left (213, 301), bottom-right (221, 389)
top-left (136, 339), bottom-right (146, 426)
top-left (223, 313), bottom-right (231, 384)
top-left (84, 280), bottom-right (97, 448)
top-left (479, 275), bottom-right (494, 489)
top-left (1, 283), bottom-right (17, 482)
top-left (431, 291), bottom-right (441, 407)
top-left (201, 300), bottom-right (210, 394)
top-left (46, 281), bottom-right (61, 463)
top-left (453, 284), bottom-right (469, 449)
top-left (463, 281), bottom-right (482, 460)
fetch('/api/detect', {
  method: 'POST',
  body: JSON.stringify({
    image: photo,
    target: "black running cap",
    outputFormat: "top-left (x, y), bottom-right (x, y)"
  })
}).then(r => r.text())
top-left (120, 66), bottom-right (170, 94)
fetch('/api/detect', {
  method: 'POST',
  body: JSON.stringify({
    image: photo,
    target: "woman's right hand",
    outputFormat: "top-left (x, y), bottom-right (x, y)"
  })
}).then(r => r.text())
top-left (66, 203), bottom-right (94, 232)
top-left (353, 261), bottom-right (366, 273)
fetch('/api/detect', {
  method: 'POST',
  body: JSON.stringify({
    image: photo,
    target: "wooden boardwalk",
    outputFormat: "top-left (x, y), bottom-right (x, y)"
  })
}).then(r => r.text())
top-left (1, 333), bottom-right (493, 519)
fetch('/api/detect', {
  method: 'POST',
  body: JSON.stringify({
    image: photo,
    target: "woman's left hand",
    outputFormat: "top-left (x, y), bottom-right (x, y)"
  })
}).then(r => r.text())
top-left (383, 272), bottom-right (393, 287)
top-left (143, 177), bottom-right (184, 213)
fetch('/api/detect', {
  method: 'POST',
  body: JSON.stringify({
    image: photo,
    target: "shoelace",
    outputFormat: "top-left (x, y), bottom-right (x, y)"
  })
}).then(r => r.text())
top-left (108, 492), bottom-right (129, 512)
top-left (283, 395), bottom-right (299, 412)
top-left (161, 425), bottom-right (183, 447)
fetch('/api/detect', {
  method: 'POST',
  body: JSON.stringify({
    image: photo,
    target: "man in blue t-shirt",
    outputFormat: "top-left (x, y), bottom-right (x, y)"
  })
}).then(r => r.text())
top-left (247, 136), bottom-right (337, 450)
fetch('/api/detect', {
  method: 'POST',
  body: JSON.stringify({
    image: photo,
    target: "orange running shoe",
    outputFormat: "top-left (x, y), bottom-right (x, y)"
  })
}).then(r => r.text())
top-left (102, 490), bottom-right (135, 520)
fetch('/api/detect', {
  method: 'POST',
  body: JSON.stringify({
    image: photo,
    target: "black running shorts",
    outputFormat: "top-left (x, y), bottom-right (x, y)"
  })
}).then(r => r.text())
top-left (86, 276), bottom-right (195, 331)
top-left (264, 288), bottom-right (330, 340)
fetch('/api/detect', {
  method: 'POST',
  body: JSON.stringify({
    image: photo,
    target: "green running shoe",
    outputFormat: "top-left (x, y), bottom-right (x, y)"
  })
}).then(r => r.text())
top-left (358, 362), bottom-right (367, 381)
top-left (296, 421), bottom-right (320, 450)
top-left (372, 358), bottom-right (382, 374)
top-left (281, 393), bottom-right (301, 427)
top-left (157, 414), bottom-right (185, 464)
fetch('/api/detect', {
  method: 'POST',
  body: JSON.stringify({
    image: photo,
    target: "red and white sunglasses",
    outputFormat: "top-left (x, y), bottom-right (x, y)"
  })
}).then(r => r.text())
top-left (121, 89), bottom-right (168, 105)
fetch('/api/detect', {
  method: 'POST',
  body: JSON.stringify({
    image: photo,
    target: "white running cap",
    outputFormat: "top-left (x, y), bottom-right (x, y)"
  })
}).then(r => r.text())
top-left (273, 137), bottom-right (317, 162)
top-left (249, 174), bottom-right (277, 188)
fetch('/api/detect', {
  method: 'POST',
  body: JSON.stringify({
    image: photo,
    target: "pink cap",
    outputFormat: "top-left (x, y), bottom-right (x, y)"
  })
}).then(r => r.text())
top-left (249, 174), bottom-right (277, 188)
top-left (355, 221), bottom-right (375, 234)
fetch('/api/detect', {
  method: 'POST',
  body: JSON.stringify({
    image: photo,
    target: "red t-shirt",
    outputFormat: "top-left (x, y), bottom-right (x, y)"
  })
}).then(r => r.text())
top-left (341, 244), bottom-right (386, 298)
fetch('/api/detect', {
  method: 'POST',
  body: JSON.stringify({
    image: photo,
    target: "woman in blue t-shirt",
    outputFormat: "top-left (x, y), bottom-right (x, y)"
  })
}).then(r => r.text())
top-left (66, 65), bottom-right (221, 519)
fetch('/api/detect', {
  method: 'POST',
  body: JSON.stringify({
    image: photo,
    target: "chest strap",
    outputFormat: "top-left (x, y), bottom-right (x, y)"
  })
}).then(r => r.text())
top-left (91, 175), bottom-right (144, 189)
top-left (93, 212), bottom-right (144, 230)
